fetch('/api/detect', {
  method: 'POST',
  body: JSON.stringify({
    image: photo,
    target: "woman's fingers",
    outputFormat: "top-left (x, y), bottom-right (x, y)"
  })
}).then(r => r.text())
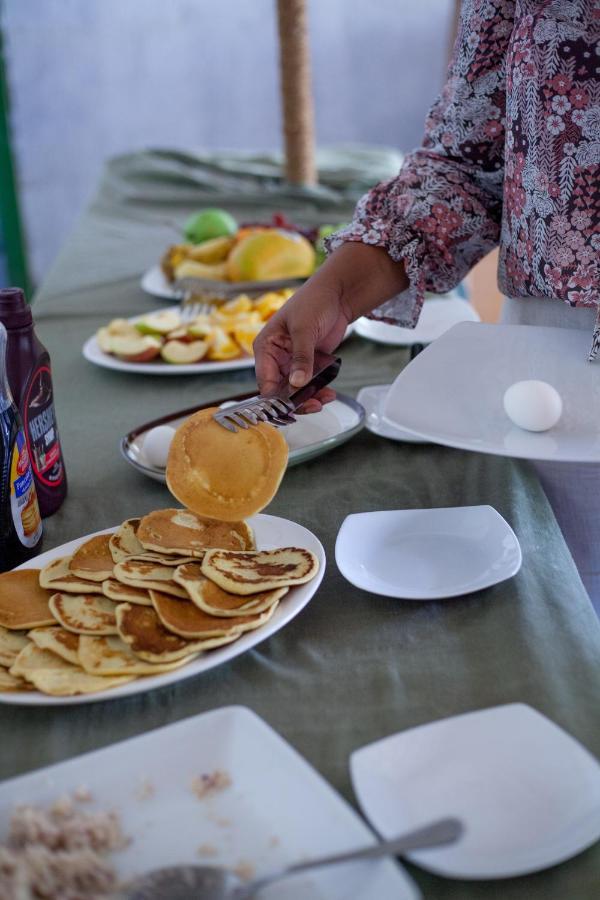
top-left (289, 327), bottom-right (316, 388)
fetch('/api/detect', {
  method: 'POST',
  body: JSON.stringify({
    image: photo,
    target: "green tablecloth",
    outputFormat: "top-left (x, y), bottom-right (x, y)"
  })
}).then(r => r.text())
top-left (2, 151), bottom-right (599, 899)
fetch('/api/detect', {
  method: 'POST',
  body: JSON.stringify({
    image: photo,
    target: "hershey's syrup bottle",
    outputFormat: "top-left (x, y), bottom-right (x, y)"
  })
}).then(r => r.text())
top-left (0, 288), bottom-right (67, 517)
top-left (0, 322), bottom-right (43, 571)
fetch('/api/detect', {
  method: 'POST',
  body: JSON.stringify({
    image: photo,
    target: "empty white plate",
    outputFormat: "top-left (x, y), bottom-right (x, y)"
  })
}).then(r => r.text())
top-left (354, 296), bottom-right (479, 347)
top-left (350, 703), bottom-right (600, 879)
top-left (356, 385), bottom-right (426, 443)
top-left (335, 506), bottom-right (521, 599)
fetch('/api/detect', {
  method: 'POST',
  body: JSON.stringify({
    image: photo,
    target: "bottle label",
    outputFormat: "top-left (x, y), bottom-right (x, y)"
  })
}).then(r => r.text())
top-left (10, 429), bottom-right (42, 548)
top-left (24, 366), bottom-right (64, 486)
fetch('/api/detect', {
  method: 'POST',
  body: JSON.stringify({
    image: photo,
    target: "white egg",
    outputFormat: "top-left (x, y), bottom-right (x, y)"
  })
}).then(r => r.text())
top-left (503, 380), bottom-right (563, 432)
top-left (142, 425), bottom-right (176, 468)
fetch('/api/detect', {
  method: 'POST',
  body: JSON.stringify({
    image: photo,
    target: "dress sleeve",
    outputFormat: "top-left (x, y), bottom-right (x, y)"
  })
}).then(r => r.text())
top-left (327, 0), bottom-right (515, 326)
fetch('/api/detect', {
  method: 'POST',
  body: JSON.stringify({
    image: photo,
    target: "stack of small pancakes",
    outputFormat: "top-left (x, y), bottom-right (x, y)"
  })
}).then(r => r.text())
top-left (0, 509), bottom-right (318, 697)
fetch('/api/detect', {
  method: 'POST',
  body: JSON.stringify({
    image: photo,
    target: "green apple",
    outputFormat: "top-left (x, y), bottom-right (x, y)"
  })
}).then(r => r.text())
top-left (135, 311), bottom-right (181, 335)
top-left (184, 208), bottom-right (237, 244)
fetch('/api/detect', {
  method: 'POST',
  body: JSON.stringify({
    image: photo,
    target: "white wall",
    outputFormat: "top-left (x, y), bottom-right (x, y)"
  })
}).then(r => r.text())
top-left (2, 0), bottom-right (453, 283)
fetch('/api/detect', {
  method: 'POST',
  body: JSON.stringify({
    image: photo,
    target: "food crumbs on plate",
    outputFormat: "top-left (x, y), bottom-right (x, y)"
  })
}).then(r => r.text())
top-left (73, 785), bottom-right (93, 802)
top-left (233, 860), bottom-right (256, 881)
top-left (197, 843), bottom-right (219, 857)
top-left (191, 769), bottom-right (232, 799)
top-left (0, 795), bottom-right (128, 899)
top-left (268, 835), bottom-right (280, 848)
top-left (135, 778), bottom-right (155, 801)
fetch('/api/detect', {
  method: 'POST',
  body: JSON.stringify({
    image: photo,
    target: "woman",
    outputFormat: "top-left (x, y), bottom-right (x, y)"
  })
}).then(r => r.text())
top-left (254, 0), bottom-right (600, 608)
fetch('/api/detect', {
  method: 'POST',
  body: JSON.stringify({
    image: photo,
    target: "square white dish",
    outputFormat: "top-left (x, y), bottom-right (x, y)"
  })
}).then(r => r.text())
top-left (381, 322), bottom-right (600, 462)
top-left (335, 506), bottom-right (521, 600)
top-left (0, 706), bottom-right (418, 899)
top-left (356, 385), bottom-right (426, 443)
top-left (350, 703), bottom-right (600, 879)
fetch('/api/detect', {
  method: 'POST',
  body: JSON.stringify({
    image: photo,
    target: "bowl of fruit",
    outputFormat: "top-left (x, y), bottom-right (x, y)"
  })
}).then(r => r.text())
top-left (141, 209), bottom-right (345, 300)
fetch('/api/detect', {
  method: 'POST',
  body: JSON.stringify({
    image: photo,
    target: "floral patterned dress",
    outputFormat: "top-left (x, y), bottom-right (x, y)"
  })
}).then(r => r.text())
top-left (327, 0), bottom-right (600, 357)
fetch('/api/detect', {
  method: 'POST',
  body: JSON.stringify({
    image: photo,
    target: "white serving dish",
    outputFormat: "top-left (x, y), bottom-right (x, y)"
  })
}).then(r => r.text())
top-left (354, 296), bottom-right (479, 347)
top-left (141, 264), bottom-right (305, 302)
top-left (0, 706), bottom-right (418, 899)
top-left (351, 703), bottom-right (600, 879)
top-left (335, 506), bottom-right (521, 600)
top-left (121, 395), bottom-right (365, 483)
top-left (382, 322), bottom-right (600, 462)
top-left (0, 514), bottom-right (325, 706)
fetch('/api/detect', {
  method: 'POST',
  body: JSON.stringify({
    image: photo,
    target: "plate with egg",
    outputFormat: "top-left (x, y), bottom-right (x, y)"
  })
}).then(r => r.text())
top-left (381, 322), bottom-right (600, 462)
top-left (120, 392), bottom-right (365, 480)
top-left (82, 292), bottom-right (293, 375)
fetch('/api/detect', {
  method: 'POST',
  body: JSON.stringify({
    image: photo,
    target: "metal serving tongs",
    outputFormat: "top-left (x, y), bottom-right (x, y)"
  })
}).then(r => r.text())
top-left (213, 351), bottom-right (341, 432)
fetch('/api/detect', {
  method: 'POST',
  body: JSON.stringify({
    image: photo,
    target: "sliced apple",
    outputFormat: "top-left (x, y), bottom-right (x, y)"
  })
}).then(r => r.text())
top-left (187, 318), bottom-right (214, 340)
top-left (161, 339), bottom-right (209, 364)
top-left (96, 326), bottom-right (114, 354)
top-left (106, 318), bottom-right (139, 337)
top-left (135, 310), bottom-right (181, 335)
top-left (110, 335), bottom-right (162, 363)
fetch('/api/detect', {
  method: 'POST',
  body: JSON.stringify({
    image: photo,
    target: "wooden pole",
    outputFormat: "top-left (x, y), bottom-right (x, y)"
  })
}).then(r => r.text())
top-left (276, 0), bottom-right (317, 186)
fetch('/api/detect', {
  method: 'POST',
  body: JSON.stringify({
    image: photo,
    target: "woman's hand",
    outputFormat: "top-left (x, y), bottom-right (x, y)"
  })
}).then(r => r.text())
top-left (253, 242), bottom-right (409, 412)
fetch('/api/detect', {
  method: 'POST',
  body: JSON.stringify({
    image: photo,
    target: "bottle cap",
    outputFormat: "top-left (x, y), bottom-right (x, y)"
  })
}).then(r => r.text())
top-left (0, 288), bottom-right (33, 329)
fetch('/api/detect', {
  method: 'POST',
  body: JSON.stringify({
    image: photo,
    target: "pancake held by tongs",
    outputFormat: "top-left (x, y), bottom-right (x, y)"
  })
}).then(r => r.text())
top-left (201, 547), bottom-right (319, 595)
top-left (174, 562), bottom-right (286, 617)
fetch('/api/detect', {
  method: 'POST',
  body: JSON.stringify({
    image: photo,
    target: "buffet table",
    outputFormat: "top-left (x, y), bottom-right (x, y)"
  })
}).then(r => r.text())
top-left (2, 152), bottom-right (599, 899)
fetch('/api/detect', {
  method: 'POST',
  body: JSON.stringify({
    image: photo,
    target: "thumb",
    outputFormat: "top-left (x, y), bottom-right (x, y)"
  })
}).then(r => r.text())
top-left (289, 329), bottom-right (315, 388)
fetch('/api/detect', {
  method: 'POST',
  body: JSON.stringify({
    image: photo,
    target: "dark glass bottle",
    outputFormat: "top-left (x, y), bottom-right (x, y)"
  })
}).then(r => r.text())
top-left (0, 288), bottom-right (67, 517)
top-left (0, 322), bottom-right (43, 571)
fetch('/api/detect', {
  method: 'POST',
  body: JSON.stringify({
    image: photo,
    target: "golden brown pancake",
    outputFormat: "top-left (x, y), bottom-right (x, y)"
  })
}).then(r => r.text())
top-left (11, 642), bottom-right (71, 678)
top-left (103, 578), bottom-right (152, 606)
top-left (116, 603), bottom-right (239, 663)
top-left (10, 644), bottom-right (133, 695)
top-left (202, 547), bottom-right (319, 595)
top-left (28, 626), bottom-right (80, 665)
top-left (151, 589), bottom-right (278, 638)
top-left (49, 593), bottom-right (119, 635)
top-left (166, 408), bottom-right (288, 521)
top-left (109, 517), bottom-right (142, 563)
top-left (69, 534), bottom-right (114, 582)
top-left (112, 560), bottom-right (188, 598)
top-left (79, 635), bottom-right (197, 676)
top-left (174, 562), bottom-right (287, 616)
top-left (0, 626), bottom-right (30, 667)
top-left (39, 556), bottom-right (106, 594)
top-left (137, 508), bottom-right (255, 558)
top-left (0, 570), bottom-right (56, 629)
top-left (0, 665), bottom-right (32, 691)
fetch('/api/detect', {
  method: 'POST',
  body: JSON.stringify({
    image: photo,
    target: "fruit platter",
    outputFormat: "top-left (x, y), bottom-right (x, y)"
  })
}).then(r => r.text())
top-left (141, 208), bottom-right (345, 301)
top-left (83, 290), bottom-right (292, 375)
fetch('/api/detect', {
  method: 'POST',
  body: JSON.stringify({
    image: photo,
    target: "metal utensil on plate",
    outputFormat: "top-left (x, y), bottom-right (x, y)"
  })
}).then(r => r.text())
top-left (118, 816), bottom-right (462, 899)
top-left (213, 351), bottom-right (342, 432)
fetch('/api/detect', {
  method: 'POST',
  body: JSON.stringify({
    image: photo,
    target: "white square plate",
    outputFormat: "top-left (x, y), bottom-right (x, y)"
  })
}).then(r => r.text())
top-left (0, 706), bottom-right (418, 899)
top-left (382, 322), bottom-right (600, 462)
top-left (357, 385), bottom-right (426, 443)
top-left (335, 506), bottom-right (521, 600)
top-left (350, 703), bottom-right (600, 879)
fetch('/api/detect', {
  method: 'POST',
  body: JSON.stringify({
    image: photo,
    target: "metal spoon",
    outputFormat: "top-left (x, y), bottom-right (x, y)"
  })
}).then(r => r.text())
top-left (119, 817), bottom-right (462, 899)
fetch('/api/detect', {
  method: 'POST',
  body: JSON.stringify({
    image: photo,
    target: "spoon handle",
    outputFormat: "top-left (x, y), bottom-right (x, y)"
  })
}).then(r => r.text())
top-left (237, 817), bottom-right (462, 898)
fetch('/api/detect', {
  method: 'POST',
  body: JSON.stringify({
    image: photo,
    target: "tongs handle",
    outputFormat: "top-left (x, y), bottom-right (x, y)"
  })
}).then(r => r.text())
top-left (271, 351), bottom-right (341, 408)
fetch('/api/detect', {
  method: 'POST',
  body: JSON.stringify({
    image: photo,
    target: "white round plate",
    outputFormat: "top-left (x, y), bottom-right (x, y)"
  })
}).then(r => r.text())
top-left (141, 264), bottom-right (305, 302)
top-left (382, 322), bottom-right (600, 462)
top-left (350, 703), bottom-right (600, 879)
top-left (82, 305), bottom-right (255, 375)
top-left (121, 395), bottom-right (365, 482)
top-left (335, 506), bottom-right (521, 600)
top-left (356, 385), bottom-right (426, 444)
top-left (354, 296), bottom-right (479, 347)
top-left (1, 514), bottom-right (325, 706)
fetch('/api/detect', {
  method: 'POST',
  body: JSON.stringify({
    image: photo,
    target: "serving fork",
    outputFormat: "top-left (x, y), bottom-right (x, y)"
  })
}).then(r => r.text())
top-left (213, 351), bottom-right (342, 432)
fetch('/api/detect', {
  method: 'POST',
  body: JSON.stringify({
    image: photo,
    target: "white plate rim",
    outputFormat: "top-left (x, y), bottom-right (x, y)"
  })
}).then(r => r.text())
top-left (119, 394), bottom-right (366, 481)
top-left (354, 297), bottom-right (479, 347)
top-left (349, 702), bottom-right (600, 880)
top-left (1, 514), bottom-right (325, 706)
top-left (335, 505), bottom-right (522, 600)
top-left (356, 385), bottom-right (426, 444)
top-left (141, 264), bottom-right (306, 302)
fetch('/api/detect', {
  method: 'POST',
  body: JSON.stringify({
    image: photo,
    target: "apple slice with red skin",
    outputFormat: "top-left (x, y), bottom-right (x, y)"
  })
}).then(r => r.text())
top-left (161, 339), bottom-right (210, 364)
top-left (110, 334), bottom-right (162, 363)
